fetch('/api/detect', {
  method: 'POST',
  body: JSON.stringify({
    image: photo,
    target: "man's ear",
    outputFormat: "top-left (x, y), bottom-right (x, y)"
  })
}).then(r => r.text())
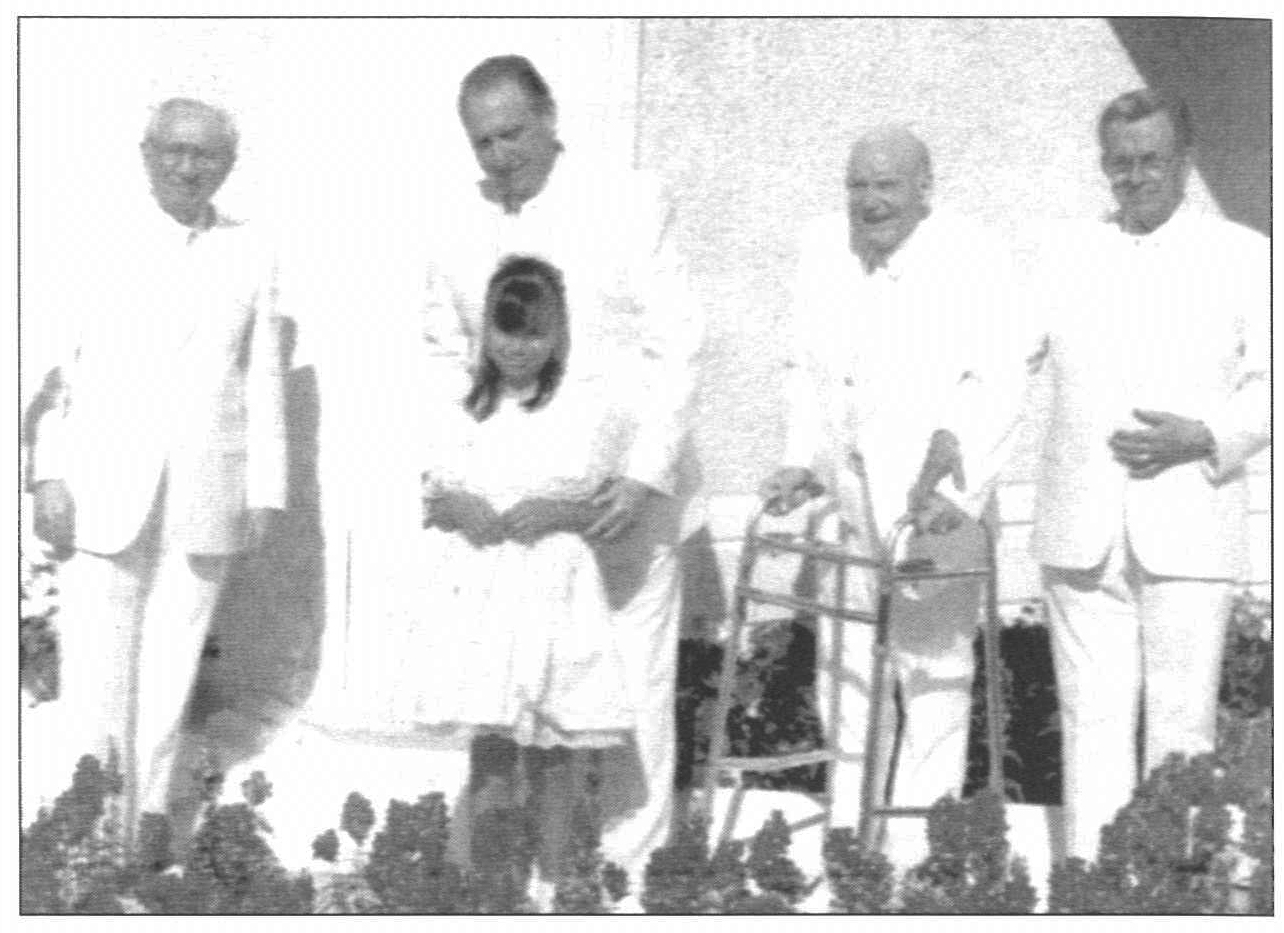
top-left (916, 170), bottom-right (934, 204)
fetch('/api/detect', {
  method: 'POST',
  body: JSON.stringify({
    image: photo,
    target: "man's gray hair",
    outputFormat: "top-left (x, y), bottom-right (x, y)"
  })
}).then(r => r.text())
top-left (1097, 88), bottom-right (1194, 151)
top-left (143, 97), bottom-right (240, 152)
top-left (457, 55), bottom-right (557, 119)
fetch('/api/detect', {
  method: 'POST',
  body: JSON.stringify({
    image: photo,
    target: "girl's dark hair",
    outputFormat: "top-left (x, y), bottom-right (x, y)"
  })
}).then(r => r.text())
top-left (464, 255), bottom-right (569, 421)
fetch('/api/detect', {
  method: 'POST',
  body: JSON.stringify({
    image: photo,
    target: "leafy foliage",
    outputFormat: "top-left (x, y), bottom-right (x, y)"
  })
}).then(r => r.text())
top-left (362, 793), bottom-right (472, 913)
top-left (1047, 710), bottom-right (1273, 915)
top-left (20, 559), bottom-right (60, 704)
top-left (898, 790), bottom-right (1038, 914)
top-left (641, 810), bottom-right (812, 913)
top-left (822, 827), bottom-right (895, 913)
top-left (551, 785), bottom-right (631, 913)
top-left (22, 593), bottom-right (1271, 914)
top-left (677, 620), bottom-right (826, 793)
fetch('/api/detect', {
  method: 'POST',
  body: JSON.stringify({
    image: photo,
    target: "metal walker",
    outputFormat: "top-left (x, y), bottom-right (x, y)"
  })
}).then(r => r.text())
top-left (698, 497), bottom-right (1007, 853)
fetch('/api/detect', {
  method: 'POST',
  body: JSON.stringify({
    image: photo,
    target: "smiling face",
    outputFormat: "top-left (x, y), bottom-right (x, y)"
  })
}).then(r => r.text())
top-left (483, 273), bottom-right (566, 390)
top-left (141, 102), bottom-right (237, 227)
top-left (844, 131), bottom-right (932, 268)
top-left (1100, 110), bottom-right (1191, 235)
top-left (459, 79), bottom-right (561, 211)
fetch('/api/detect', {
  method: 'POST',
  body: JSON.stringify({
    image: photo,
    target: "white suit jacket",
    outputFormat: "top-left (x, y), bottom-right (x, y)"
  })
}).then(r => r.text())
top-left (1028, 207), bottom-right (1269, 579)
top-left (31, 202), bottom-right (287, 556)
top-left (422, 153), bottom-right (707, 541)
top-left (782, 209), bottom-right (1034, 546)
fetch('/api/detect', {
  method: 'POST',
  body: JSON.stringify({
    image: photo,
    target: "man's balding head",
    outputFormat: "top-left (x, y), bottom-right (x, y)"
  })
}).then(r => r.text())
top-left (844, 124), bottom-right (933, 270)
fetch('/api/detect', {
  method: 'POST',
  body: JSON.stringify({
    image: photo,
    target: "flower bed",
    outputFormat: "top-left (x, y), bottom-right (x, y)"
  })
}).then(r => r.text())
top-left (20, 567), bottom-right (1273, 914)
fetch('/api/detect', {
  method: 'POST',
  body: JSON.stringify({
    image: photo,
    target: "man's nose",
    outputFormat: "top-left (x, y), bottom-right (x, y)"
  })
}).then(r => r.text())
top-left (1126, 160), bottom-right (1148, 186)
top-left (492, 139), bottom-right (522, 169)
top-left (174, 152), bottom-right (199, 177)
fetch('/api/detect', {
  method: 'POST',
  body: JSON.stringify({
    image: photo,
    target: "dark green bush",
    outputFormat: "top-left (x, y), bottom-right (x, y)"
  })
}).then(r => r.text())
top-left (1047, 709), bottom-right (1272, 915)
top-left (641, 809), bottom-right (812, 913)
top-left (898, 790), bottom-right (1038, 914)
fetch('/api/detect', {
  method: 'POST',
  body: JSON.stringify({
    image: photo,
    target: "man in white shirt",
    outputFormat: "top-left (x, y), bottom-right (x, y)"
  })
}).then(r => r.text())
top-left (24, 98), bottom-right (286, 844)
top-left (760, 125), bottom-right (1031, 875)
top-left (423, 56), bottom-right (705, 892)
top-left (1029, 89), bottom-right (1269, 863)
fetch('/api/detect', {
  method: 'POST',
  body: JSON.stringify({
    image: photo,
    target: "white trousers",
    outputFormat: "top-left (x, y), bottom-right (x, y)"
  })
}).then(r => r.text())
top-left (1044, 538), bottom-right (1233, 863)
top-left (815, 514), bottom-right (982, 871)
top-left (21, 491), bottom-right (229, 841)
top-left (596, 543), bottom-right (681, 891)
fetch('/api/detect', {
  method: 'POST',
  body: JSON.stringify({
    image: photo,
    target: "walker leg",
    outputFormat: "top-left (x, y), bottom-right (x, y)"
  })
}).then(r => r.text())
top-left (856, 588), bottom-right (893, 854)
top-left (981, 527), bottom-right (1007, 800)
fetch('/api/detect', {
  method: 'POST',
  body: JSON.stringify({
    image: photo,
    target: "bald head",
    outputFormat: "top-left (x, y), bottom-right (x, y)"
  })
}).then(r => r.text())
top-left (844, 124), bottom-right (933, 270)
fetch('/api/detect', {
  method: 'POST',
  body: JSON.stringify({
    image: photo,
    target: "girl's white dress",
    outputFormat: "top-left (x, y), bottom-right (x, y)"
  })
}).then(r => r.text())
top-left (296, 360), bottom-right (640, 746)
top-left (414, 370), bottom-right (639, 749)
top-left (222, 357), bottom-right (640, 868)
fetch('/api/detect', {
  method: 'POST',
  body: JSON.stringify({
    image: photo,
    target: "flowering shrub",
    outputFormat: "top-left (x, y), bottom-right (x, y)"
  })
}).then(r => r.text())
top-left (20, 558), bottom-right (60, 705)
top-left (21, 580), bottom-right (1271, 914)
top-left (20, 754), bottom-right (313, 915)
top-left (1047, 711), bottom-right (1272, 915)
top-left (641, 810), bottom-right (812, 913)
top-left (897, 790), bottom-right (1038, 914)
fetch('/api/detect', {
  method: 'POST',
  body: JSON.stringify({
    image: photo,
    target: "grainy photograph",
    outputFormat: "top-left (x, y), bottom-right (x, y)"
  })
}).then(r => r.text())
top-left (16, 12), bottom-right (1272, 917)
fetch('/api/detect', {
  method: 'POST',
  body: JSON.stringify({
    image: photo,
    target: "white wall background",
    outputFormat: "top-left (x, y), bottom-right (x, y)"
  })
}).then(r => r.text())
top-left (633, 18), bottom-right (1267, 615)
top-left (19, 17), bottom-right (639, 414)
top-left (18, 17), bottom-right (1269, 628)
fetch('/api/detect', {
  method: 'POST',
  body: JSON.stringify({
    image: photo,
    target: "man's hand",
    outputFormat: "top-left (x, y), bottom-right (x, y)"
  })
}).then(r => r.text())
top-left (1108, 409), bottom-right (1216, 480)
top-left (32, 479), bottom-right (75, 551)
top-left (905, 429), bottom-right (967, 535)
top-left (912, 429), bottom-right (966, 499)
top-left (502, 497), bottom-right (599, 546)
top-left (758, 467), bottom-right (824, 517)
top-left (906, 490), bottom-right (967, 536)
top-left (246, 507), bottom-right (284, 552)
top-left (425, 490), bottom-right (505, 548)
top-left (586, 477), bottom-right (653, 542)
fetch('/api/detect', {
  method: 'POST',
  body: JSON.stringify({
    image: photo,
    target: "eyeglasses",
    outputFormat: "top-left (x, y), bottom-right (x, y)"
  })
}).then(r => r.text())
top-left (1102, 153), bottom-right (1178, 179)
top-left (145, 142), bottom-right (233, 172)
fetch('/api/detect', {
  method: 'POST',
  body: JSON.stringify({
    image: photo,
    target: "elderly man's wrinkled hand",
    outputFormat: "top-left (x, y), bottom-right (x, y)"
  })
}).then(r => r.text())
top-left (914, 429), bottom-right (966, 496)
top-left (586, 477), bottom-right (653, 542)
top-left (1108, 409), bottom-right (1216, 480)
top-left (758, 467), bottom-right (823, 516)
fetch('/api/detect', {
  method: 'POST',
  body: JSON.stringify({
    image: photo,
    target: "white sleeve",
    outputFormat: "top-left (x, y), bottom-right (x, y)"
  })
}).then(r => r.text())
top-left (26, 307), bottom-right (83, 488)
top-left (244, 258), bottom-right (289, 510)
top-left (617, 183), bottom-right (706, 496)
top-left (422, 260), bottom-right (478, 409)
top-left (1201, 230), bottom-right (1270, 481)
top-left (938, 237), bottom-right (1047, 517)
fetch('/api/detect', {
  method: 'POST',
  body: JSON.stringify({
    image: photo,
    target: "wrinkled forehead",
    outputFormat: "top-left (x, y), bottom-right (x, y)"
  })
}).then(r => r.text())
top-left (462, 80), bottom-right (544, 131)
top-left (147, 106), bottom-right (235, 151)
top-left (845, 141), bottom-right (924, 182)
top-left (1100, 111), bottom-right (1181, 155)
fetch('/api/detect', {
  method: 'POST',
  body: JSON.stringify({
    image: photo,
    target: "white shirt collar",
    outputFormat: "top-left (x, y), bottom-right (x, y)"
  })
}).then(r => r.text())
top-left (1106, 199), bottom-right (1206, 250)
top-left (869, 210), bottom-right (939, 282)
